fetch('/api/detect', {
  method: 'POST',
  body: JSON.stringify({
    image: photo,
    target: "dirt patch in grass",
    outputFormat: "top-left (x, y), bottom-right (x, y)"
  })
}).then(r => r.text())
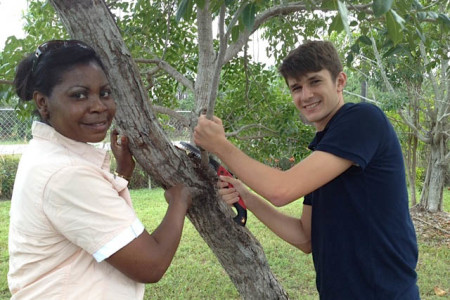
top-left (410, 206), bottom-right (450, 247)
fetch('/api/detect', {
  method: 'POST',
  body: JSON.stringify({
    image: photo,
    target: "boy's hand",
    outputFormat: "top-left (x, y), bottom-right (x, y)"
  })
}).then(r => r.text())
top-left (194, 115), bottom-right (227, 154)
top-left (217, 176), bottom-right (250, 207)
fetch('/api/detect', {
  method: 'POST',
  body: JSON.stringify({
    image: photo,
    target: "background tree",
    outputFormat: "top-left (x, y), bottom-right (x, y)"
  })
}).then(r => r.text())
top-left (343, 0), bottom-right (449, 212)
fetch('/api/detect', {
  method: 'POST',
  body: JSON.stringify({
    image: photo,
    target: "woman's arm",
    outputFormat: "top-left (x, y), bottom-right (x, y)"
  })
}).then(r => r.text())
top-left (106, 183), bottom-right (192, 283)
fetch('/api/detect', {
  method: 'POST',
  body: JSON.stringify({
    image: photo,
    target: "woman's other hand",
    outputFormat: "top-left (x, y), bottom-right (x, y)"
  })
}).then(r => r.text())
top-left (110, 129), bottom-right (135, 180)
top-left (164, 183), bottom-right (193, 212)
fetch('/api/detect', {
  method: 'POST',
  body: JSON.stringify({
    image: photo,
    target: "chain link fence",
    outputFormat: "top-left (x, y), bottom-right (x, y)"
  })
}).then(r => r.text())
top-left (0, 108), bottom-right (33, 143)
top-left (0, 108), bottom-right (191, 144)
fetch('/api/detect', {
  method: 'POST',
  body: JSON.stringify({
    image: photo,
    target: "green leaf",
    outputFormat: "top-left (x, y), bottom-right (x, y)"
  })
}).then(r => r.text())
top-left (357, 11), bottom-right (366, 21)
top-left (231, 26), bottom-right (240, 42)
top-left (427, 12), bottom-right (438, 19)
top-left (321, 0), bottom-right (338, 10)
top-left (415, 28), bottom-right (426, 43)
top-left (350, 43), bottom-right (360, 53)
top-left (386, 10), bottom-right (404, 45)
top-left (373, 0), bottom-right (394, 17)
top-left (417, 12), bottom-right (426, 21)
top-left (329, 14), bottom-right (344, 35)
top-left (176, 0), bottom-right (190, 22)
top-left (242, 3), bottom-right (256, 30)
top-left (197, 0), bottom-right (206, 9)
top-left (438, 14), bottom-right (450, 27)
top-left (346, 52), bottom-right (354, 65)
top-left (382, 45), bottom-right (403, 58)
top-left (412, 0), bottom-right (423, 10)
top-left (358, 35), bottom-right (372, 45)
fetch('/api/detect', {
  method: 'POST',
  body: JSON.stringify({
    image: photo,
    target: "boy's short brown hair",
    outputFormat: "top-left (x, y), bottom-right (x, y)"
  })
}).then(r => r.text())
top-left (278, 41), bottom-right (343, 83)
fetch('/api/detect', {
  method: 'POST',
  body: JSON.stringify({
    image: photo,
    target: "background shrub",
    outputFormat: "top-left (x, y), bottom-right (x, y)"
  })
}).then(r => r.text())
top-left (0, 155), bottom-right (20, 200)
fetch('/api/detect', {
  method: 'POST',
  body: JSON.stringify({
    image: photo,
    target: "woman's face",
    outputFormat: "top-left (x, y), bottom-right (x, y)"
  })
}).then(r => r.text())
top-left (35, 61), bottom-right (116, 143)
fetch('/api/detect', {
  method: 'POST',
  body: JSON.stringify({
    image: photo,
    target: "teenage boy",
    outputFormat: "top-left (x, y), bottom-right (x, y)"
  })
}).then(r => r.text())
top-left (194, 40), bottom-right (419, 299)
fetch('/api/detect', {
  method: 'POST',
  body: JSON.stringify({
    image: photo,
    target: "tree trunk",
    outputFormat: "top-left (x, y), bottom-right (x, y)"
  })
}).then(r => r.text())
top-left (405, 89), bottom-right (419, 206)
top-left (49, 0), bottom-right (289, 298)
top-left (420, 141), bottom-right (445, 212)
top-left (405, 131), bottom-right (418, 206)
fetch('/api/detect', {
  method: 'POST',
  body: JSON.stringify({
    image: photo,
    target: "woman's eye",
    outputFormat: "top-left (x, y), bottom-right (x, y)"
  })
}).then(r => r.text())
top-left (72, 92), bottom-right (87, 99)
top-left (101, 90), bottom-right (111, 98)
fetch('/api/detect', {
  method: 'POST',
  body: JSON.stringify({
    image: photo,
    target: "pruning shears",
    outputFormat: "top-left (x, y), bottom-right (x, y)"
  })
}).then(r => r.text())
top-left (177, 141), bottom-right (247, 226)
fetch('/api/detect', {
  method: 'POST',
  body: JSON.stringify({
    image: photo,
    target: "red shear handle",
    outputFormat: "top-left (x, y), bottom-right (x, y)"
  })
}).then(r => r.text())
top-left (217, 166), bottom-right (247, 226)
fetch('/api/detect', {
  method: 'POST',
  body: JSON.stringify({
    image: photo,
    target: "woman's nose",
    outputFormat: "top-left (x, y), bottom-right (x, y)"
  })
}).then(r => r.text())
top-left (90, 96), bottom-right (108, 112)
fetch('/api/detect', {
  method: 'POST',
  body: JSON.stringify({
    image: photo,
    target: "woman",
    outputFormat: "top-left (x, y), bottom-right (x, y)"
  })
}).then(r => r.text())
top-left (8, 40), bottom-right (192, 299)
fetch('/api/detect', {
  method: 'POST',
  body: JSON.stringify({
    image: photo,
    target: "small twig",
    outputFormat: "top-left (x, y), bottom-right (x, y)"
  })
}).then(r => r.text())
top-left (412, 216), bottom-right (450, 235)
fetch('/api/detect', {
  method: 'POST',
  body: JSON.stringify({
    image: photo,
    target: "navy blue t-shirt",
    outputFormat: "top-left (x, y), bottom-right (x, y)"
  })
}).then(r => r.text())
top-left (304, 103), bottom-right (419, 299)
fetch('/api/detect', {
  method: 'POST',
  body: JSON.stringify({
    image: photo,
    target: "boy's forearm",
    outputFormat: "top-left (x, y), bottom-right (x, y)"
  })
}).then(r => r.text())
top-left (245, 192), bottom-right (311, 252)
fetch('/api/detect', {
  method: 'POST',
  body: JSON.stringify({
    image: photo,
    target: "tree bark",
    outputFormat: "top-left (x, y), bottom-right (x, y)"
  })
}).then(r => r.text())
top-left (49, 0), bottom-right (289, 298)
top-left (420, 141), bottom-right (446, 212)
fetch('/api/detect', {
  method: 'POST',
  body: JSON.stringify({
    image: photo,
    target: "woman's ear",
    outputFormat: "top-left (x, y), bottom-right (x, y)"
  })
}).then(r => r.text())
top-left (33, 91), bottom-right (49, 121)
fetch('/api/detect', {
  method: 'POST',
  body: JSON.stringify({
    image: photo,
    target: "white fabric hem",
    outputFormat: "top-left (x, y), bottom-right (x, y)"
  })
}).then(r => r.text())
top-left (93, 218), bottom-right (145, 262)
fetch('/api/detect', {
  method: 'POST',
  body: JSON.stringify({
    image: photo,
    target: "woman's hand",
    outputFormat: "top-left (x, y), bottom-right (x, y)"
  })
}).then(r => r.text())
top-left (110, 129), bottom-right (135, 180)
top-left (164, 183), bottom-right (193, 212)
top-left (217, 176), bottom-right (251, 207)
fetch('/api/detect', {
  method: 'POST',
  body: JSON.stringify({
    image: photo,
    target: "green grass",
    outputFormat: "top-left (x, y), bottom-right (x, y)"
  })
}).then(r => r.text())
top-left (0, 188), bottom-right (449, 299)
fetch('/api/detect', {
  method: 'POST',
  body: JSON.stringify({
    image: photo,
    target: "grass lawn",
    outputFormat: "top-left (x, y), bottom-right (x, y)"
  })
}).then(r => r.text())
top-left (0, 188), bottom-right (449, 299)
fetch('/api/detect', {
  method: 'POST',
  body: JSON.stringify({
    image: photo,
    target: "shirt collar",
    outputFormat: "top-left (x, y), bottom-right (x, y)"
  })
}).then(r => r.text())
top-left (32, 121), bottom-right (110, 169)
top-left (308, 103), bottom-right (351, 151)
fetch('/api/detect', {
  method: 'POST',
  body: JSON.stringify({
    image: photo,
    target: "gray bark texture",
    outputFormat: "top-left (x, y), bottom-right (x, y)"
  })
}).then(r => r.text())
top-left (49, 0), bottom-right (289, 298)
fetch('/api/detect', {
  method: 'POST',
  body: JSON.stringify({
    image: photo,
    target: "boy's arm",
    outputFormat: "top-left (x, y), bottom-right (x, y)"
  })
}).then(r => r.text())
top-left (219, 177), bottom-right (312, 253)
top-left (194, 115), bottom-right (352, 206)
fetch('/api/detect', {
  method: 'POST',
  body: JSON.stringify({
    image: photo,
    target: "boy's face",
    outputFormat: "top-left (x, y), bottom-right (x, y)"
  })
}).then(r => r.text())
top-left (287, 69), bottom-right (346, 131)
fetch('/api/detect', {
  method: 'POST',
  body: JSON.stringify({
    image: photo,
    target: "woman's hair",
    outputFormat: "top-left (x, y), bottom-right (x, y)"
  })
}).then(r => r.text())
top-left (278, 40), bottom-right (343, 83)
top-left (14, 40), bottom-right (107, 101)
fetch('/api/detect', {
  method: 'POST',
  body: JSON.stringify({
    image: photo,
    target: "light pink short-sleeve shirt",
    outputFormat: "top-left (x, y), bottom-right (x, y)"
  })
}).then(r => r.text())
top-left (8, 121), bottom-right (145, 299)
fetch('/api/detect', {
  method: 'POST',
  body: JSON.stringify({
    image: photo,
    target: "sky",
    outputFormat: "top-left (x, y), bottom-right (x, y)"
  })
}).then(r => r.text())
top-left (0, 0), bottom-right (27, 50)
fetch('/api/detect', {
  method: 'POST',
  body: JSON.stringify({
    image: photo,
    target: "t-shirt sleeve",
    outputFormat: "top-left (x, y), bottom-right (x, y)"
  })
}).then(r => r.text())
top-left (303, 194), bottom-right (312, 206)
top-left (42, 165), bottom-right (144, 260)
top-left (315, 103), bottom-right (386, 170)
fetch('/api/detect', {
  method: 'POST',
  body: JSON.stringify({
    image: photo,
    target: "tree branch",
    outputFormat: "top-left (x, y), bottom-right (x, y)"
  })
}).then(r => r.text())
top-left (225, 124), bottom-right (277, 138)
top-left (135, 58), bottom-right (194, 92)
top-left (370, 36), bottom-right (395, 93)
top-left (419, 42), bottom-right (440, 111)
top-left (443, 150), bottom-right (450, 166)
top-left (0, 79), bottom-right (13, 85)
top-left (201, 4), bottom-right (228, 168)
top-left (398, 110), bottom-right (431, 143)
top-left (224, 2), bottom-right (248, 43)
top-left (207, 4), bottom-right (227, 118)
top-left (152, 105), bottom-right (190, 128)
top-left (223, 2), bottom-right (372, 64)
